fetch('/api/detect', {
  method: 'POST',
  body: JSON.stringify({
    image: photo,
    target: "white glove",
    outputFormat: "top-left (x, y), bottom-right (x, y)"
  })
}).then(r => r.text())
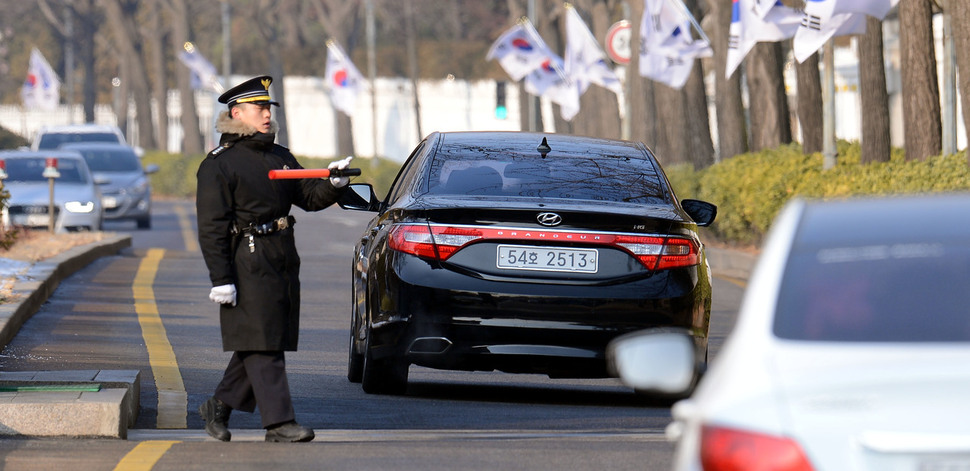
top-left (209, 284), bottom-right (237, 306)
top-left (328, 156), bottom-right (353, 188)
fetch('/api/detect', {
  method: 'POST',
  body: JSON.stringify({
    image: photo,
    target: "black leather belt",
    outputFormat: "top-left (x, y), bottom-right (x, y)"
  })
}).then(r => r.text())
top-left (242, 215), bottom-right (295, 236)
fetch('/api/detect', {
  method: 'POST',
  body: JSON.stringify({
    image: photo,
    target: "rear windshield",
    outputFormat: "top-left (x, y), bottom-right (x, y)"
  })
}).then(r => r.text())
top-left (5, 158), bottom-right (88, 184)
top-left (773, 242), bottom-right (970, 342)
top-left (426, 151), bottom-right (667, 204)
top-left (72, 148), bottom-right (140, 172)
top-left (38, 132), bottom-right (121, 150)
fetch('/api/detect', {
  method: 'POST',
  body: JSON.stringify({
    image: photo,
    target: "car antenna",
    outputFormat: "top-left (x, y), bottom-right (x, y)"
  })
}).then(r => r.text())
top-left (537, 137), bottom-right (551, 158)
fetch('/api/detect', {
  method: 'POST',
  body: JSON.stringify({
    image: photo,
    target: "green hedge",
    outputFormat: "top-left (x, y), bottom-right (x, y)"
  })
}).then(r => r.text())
top-left (664, 142), bottom-right (970, 245)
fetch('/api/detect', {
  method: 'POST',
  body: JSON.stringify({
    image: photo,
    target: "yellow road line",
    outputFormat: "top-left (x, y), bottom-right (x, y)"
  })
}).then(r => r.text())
top-left (134, 248), bottom-right (187, 429)
top-left (714, 274), bottom-right (747, 288)
top-left (173, 204), bottom-right (200, 252)
top-left (113, 441), bottom-right (179, 471)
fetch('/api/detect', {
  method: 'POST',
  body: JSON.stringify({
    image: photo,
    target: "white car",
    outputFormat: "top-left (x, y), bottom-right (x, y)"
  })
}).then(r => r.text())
top-left (609, 194), bottom-right (970, 471)
top-left (0, 150), bottom-right (105, 232)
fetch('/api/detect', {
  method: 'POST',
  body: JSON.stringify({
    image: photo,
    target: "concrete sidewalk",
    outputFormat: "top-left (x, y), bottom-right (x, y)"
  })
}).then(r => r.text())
top-left (0, 233), bottom-right (138, 438)
top-left (0, 236), bottom-right (757, 439)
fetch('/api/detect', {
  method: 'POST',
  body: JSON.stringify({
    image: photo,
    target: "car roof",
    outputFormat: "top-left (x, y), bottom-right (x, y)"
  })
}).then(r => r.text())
top-left (57, 142), bottom-right (135, 151)
top-left (793, 193), bottom-right (970, 249)
top-left (35, 124), bottom-right (123, 134)
top-left (433, 131), bottom-right (648, 157)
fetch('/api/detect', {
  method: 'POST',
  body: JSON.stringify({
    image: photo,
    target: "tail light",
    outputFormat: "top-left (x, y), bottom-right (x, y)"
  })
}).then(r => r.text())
top-left (700, 425), bottom-right (815, 471)
top-left (388, 223), bottom-right (700, 270)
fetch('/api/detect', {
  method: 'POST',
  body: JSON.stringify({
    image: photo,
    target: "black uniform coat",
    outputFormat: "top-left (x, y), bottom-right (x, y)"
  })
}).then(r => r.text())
top-left (196, 112), bottom-right (346, 351)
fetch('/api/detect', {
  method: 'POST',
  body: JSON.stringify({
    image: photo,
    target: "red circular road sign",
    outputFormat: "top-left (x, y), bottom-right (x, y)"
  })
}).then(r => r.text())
top-left (605, 20), bottom-right (631, 65)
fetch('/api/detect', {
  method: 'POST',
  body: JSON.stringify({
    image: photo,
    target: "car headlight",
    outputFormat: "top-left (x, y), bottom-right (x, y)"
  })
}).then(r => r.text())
top-left (120, 177), bottom-right (149, 196)
top-left (65, 201), bottom-right (95, 213)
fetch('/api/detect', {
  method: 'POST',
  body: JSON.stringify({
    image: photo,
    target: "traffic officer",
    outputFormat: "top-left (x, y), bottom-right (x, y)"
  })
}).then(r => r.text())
top-left (195, 75), bottom-right (352, 442)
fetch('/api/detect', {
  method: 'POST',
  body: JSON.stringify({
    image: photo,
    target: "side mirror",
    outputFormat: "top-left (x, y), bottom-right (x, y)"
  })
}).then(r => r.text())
top-left (338, 183), bottom-right (381, 212)
top-left (607, 329), bottom-right (698, 396)
top-left (682, 199), bottom-right (717, 227)
top-left (144, 164), bottom-right (160, 175)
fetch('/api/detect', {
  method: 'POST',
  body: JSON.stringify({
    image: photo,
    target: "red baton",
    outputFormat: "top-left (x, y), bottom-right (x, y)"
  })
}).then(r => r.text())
top-left (267, 168), bottom-right (362, 179)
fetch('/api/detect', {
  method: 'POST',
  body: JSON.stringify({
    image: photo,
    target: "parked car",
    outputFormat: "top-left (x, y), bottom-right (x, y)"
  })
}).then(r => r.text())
top-left (58, 143), bottom-right (157, 229)
top-left (31, 124), bottom-right (127, 150)
top-left (337, 131), bottom-right (717, 394)
top-left (0, 150), bottom-right (105, 232)
top-left (609, 194), bottom-right (970, 471)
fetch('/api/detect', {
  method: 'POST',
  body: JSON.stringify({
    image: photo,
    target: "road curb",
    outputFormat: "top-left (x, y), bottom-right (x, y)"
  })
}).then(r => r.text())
top-left (0, 232), bottom-right (132, 350)
top-left (0, 233), bottom-right (135, 438)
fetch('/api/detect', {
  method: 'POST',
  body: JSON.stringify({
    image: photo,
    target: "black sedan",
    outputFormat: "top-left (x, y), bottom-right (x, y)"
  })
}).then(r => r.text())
top-left (338, 131), bottom-right (717, 394)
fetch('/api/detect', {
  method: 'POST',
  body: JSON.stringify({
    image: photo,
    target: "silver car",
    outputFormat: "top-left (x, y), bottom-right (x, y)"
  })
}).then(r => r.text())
top-left (0, 150), bottom-right (105, 232)
top-left (609, 194), bottom-right (970, 470)
top-left (58, 143), bottom-right (157, 229)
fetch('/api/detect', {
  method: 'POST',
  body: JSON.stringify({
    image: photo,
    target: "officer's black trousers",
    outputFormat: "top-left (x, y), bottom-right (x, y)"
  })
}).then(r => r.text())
top-left (213, 351), bottom-right (296, 428)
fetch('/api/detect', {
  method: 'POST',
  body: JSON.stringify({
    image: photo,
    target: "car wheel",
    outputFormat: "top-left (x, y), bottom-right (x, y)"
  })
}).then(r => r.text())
top-left (360, 328), bottom-right (408, 395)
top-left (347, 280), bottom-right (364, 383)
top-left (136, 216), bottom-right (151, 229)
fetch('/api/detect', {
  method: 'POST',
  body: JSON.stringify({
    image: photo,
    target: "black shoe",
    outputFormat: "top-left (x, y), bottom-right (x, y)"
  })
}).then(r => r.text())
top-left (265, 421), bottom-right (315, 442)
top-left (199, 397), bottom-right (232, 442)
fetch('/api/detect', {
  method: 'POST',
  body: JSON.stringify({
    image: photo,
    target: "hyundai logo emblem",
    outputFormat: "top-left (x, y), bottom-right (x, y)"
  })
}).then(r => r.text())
top-left (537, 212), bottom-right (562, 226)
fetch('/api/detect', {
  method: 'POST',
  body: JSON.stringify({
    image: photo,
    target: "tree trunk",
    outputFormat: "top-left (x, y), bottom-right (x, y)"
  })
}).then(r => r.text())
top-left (858, 16), bottom-right (892, 164)
top-left (99, 0), bottom-right (156, 149)
top-left (78, 0), bottom-right (98, 123)
top-left (708, 0), bottom-right (747, 160)
top-left (899, 0), bottom-right (941, 161)
top-left (144, 0), bottom-right (168, 151)
top-left (683, 0), bottom-right (713, 168)
top-left (569, 0), bottom-right (621, 139)
top-left (655, 84), bottom-right (689, 165)
top-left (948, 0), bottom-right (970, 165)
top-left (745, 42), bottom-right (791, 151)
top-left (165, 0), bottom-right (204, 154)
top-left (795, 52), bottom-right (823, 154)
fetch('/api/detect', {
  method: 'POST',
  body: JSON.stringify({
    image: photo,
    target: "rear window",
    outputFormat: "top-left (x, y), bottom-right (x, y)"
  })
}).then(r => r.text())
top-left (426, 150), bottom-right (667, 204)
top-left (73, 148), bottom-right (140, 172)
top-left (5, 158), bottom-right (88, 184)
top-left (773, 242), bottom-right (970, 343)
top-left (38, 132), bottom-right (121, 150)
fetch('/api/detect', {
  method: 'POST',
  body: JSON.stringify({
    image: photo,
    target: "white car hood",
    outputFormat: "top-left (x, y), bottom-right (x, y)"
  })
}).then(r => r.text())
top-left (771, 345), bottom-right (970, 471)
top-left (6, 182), bottom-right (97, 204)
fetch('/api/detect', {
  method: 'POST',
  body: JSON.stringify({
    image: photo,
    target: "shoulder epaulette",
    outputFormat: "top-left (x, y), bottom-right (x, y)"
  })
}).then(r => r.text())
top-left (209, 141), bottom-right (236, 158)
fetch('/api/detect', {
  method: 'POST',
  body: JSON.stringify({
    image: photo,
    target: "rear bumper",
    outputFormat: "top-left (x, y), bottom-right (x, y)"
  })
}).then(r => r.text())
top-left (368, 254), bottom-right (711, 377)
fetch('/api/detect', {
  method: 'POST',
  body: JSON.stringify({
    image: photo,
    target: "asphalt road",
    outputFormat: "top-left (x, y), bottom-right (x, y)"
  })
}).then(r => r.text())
top-left (0, 199), bottom-right (745, 470)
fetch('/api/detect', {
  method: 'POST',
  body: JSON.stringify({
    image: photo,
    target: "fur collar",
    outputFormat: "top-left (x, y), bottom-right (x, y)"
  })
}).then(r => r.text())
top-left (215, 111), bottom-right (279, 136)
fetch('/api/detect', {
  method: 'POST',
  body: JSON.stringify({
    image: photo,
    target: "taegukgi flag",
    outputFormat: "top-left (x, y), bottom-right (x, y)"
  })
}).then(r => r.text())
top-left (21, 48), bottom-right (60, 111)
top-left (522, 53), bottom-right (581, 121)
top-left (639, 0), bottom-right (712, 90)
top-left (564, 4), bottom-right (622, 95)
top-left (725, 0), bottom-right (800, 78)
top-left (487, 21), bottom-right (556, 82)
top-left (792, 0), bottom-right (898, 63)
top-left (325, 39), bottom-right (366, 116)
top-left (178, 42), bottom-right (223, 93)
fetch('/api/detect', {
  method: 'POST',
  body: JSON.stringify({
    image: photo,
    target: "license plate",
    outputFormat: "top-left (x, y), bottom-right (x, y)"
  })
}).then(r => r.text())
top-left (497, 245), bottom-right (598, 273)
top-left (102, 196), bottom-right (118, 209)
top-left (14, 214), bottom-right (50, 226)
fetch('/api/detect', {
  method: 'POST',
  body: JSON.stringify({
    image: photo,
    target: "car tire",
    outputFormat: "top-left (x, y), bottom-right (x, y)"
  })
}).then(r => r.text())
top-left (360, 329), bottom-right (408, 395)
top-left (136, 216), bottom-right (151, 229)
top-left (348, 265), bottom-right (367, 383)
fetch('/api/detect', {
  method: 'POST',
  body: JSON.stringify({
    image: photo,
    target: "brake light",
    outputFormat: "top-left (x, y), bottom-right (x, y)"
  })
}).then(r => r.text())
top-left (389, 224), bottom-right (483, 261)
top-left (700, 425), bottom-right (815, 471)
top-left (615, 235), bottom-right (699, 270)
top-left (388, 223), bottom-right (699, 270)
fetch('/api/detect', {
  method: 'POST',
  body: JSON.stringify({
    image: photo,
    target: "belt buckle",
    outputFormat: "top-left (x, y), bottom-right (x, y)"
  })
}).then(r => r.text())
top-left (277, 216), bottom-right (289, 231)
